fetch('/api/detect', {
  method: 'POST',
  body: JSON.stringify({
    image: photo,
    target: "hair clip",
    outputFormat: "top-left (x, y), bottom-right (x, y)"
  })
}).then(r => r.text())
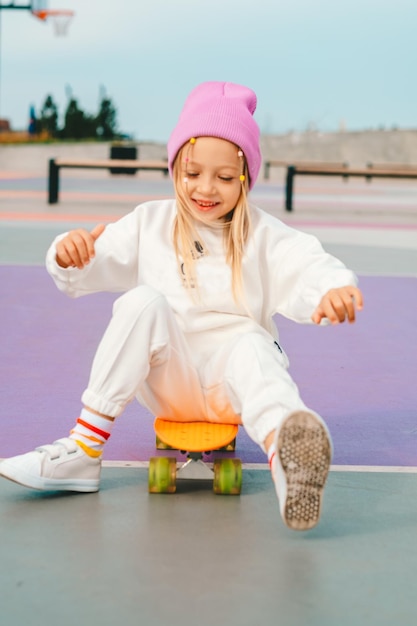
top-left (190, 137), bottom-right (196, 144)
top-left (239, 174), bottom-right (246, 182)
top-left (237, 150), bottom-right (243, 157)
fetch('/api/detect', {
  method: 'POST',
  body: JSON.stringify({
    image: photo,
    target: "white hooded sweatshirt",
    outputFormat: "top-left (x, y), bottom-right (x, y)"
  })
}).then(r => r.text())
top-left (46, 199), bottom-right (357, 361)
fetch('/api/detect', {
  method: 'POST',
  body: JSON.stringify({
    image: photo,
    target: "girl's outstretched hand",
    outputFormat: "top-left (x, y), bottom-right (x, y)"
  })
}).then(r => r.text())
top-left (312, 286), bottom-right (363, 325)
top-left (56, 224), bottom-right (106, 269)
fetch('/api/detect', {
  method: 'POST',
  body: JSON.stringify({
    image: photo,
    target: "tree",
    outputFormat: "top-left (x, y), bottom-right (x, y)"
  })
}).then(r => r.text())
top-left (61, 98), bottom-right (96, 140)
top-left (39, 94), bottom-right (59, 137)
top-left (35, 91), bottom-right (123, 140)
top-left (96, 97), bottom-right (117, 139)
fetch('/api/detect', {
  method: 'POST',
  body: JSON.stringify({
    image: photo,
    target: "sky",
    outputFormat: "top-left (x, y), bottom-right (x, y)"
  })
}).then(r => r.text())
top-left (1, 0), bottom-right (416, 142)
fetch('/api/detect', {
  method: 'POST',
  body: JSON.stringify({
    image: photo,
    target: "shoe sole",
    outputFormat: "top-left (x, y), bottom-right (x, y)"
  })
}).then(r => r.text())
top-left (277, 411), bottom-right (331, 531)
top-left (0, 464), bottom-right (99, 493)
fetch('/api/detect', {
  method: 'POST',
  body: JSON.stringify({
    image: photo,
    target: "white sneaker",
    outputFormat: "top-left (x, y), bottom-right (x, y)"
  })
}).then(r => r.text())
top-left (273, 411), bottom-right (332, 531)
top-left (0, 438), bottom-right (101, 492)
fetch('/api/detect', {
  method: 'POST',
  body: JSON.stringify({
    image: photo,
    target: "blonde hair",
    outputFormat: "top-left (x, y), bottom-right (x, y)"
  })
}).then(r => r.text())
top-left (172, 142), bottom-right (251, 302)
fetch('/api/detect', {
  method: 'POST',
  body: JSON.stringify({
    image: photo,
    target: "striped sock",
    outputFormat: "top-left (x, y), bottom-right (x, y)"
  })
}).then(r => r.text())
top-left (70, 408), bottom-right (114, 458)
top-left (268, 443), bottom-right (277, 478)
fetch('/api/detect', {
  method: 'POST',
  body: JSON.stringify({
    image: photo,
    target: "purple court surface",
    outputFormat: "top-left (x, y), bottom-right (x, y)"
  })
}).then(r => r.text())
top-left (1, 264), bottom-right (416, 466)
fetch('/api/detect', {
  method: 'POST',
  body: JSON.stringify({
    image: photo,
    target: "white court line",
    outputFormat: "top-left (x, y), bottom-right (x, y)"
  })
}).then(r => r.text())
top-left (1, 459), bottom-right (414, 474)
top-left (330, 465), bottom-right (417, 474)
top-left (102, 460), bottom-right (417, 473)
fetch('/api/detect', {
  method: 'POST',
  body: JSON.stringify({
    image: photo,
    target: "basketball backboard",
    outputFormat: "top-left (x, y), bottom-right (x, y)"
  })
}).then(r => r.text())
top-left (31, 0), bottom-right (48, 19)
top-left (0, 1), bottom-right (47, 8)
top-left (0, 1), bottom-right (73, 36)
top-left (31, 0), bottom-right (48, 12)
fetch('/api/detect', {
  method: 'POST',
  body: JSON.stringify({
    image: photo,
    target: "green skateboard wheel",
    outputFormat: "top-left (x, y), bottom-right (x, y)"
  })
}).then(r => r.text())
top-left (155, 435), bottom-right (174, 450)
top-left (213, 458), bottom-right (242, 495)
top-left (148, 457), bottom-right (177, 493)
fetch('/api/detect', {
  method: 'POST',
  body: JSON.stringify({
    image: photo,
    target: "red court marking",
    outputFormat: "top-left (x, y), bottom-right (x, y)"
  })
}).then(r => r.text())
top-left (282, 219), bottom-right (417, 230)
top-left (0, 211), bottom-right (121, 223)
top-left (0, 172), bottom-right (43, 179)
top-left (293, 183), bottom-right (417, 195)
top-left (0, 190), bottom-right (171, 202)
top-left (0, 190), bottom-right (45, 198)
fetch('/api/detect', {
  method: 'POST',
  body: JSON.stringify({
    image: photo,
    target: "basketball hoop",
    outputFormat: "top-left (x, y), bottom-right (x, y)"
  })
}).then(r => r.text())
top-left (32, 9), bottom-right (74, 36)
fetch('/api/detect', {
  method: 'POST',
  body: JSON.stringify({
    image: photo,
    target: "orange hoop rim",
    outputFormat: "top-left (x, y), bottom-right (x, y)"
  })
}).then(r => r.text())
top-left (33, 9), bottom-right (75, 21)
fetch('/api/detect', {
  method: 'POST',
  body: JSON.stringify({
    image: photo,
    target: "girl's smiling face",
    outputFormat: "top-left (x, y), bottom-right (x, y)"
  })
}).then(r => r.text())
top-left (180, 137), bottom-right (244, 222)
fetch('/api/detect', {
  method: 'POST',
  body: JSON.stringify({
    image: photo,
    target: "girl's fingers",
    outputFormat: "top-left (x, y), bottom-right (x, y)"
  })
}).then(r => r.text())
top-left (312, 287), bottom-right (364, 325)
top-left (56, 240), bottom-right (77, 268)
top-left (67, 233), bottom-right (91, 268)
top-left (57, 229), bottom-right (98, 269)
top-left (338, 287), bottom-right (364, 323)
top-left (65, 224), bottom-right (105, 269)
top-left (338, 291), bottom-right (356, 323)
top-left (350, 286), bottom-right (364, 310)
top-left (324, 293), bottom-right (345, 324)
top-left (91, 223), bottom-right (106, 241)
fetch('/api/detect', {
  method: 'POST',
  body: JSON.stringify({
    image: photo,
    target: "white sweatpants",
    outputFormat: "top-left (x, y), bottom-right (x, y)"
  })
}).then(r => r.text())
top-left (81, 286), bottom-right (311, 450)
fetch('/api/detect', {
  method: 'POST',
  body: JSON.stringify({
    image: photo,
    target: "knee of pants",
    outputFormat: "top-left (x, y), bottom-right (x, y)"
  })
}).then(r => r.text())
top-left (112, 285), bottom-right (169, 321)
top-left (203, 331), bottom-right (291, 410)
top-left (225, 332), bottom-right (289, 374)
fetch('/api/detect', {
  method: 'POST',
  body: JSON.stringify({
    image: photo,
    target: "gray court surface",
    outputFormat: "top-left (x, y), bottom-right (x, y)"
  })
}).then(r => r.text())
top-left (1, 469), bottom-right (417, 626)
top-left (1, 166), bottom-right (417, 626)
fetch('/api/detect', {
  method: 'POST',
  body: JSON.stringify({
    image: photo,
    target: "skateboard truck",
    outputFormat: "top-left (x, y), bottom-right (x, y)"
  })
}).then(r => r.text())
top-left (176, 452), bottom-right (216, 480)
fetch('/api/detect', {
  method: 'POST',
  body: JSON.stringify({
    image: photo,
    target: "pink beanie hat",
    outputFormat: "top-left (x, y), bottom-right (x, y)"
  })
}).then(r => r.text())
top-left (167, 81), bottom-right (261, 189)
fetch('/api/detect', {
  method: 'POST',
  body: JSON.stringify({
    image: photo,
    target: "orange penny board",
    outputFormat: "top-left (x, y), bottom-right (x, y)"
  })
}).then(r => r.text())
top-left (154, 418), bottom-right (238, 453)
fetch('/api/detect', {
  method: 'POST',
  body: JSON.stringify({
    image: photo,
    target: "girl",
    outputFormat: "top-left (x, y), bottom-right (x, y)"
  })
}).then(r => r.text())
top-left (0, 82), bottom-right (363, 531)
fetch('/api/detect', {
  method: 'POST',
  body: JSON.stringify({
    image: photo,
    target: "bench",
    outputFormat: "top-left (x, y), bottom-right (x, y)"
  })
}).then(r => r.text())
top-left (48, 158), bottom-right (169, 204)
top-left (284, 163), bottom-right (417, 211)
top-left (263, 159), bottom-right (349, 180)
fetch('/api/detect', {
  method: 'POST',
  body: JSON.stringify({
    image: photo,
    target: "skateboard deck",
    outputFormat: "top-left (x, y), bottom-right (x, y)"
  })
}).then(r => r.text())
top-left (149, 419), bottom-right (242, 495)
top-left (154, 418), bottom-right (238, 452)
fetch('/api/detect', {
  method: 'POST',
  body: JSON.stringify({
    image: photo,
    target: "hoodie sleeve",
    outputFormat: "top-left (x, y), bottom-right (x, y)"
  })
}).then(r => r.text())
top-left (45, 208), bottom-right (141, 298)
top-left (268, 223), bottom-right (358, 324)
